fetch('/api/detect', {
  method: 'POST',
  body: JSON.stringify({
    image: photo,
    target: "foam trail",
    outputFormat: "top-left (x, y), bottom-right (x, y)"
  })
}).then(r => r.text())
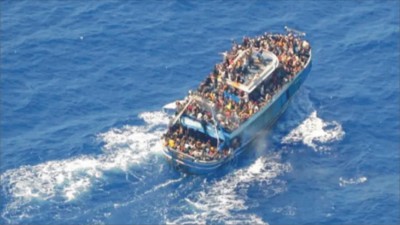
top-left (143, 177), bottom-right (185, 196)
top-left (339, 176), bottom-right (367, 187)
top-left (282, 111), bottom-right (345, 151)
top-left (168, 154), bottom-right (290, 225)
top-left (1, 111), bottom-right (168, 209)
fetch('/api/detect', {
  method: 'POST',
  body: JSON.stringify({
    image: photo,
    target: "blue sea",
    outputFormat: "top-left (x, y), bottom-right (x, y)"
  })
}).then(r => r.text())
top-left (1, 1), bottom-right (399, 224)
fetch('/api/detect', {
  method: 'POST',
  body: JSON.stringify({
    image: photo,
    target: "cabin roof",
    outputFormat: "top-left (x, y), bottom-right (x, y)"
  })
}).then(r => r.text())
top-left (226, 50), bottom-right (279, 93)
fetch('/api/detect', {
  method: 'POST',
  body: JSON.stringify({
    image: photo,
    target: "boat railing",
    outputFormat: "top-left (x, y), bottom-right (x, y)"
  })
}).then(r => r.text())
top-left (166, 147), bottom-right (226, 164)
top-left (167, 147), bottom-right (196, 160)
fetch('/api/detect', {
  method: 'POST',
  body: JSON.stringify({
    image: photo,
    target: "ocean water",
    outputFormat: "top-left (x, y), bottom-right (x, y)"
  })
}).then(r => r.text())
top-left (1, 0), bottom-right (399, 224)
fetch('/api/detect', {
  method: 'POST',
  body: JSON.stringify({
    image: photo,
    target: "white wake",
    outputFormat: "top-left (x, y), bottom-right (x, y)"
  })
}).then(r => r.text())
top-left (339, 176), bottom-right (368, 187)
top-left (282, 111), bottom-right (345, 151)
top-left (168, 154), bottom-right (290, 225)
top-left (0, 111), bottom-right (168, 205)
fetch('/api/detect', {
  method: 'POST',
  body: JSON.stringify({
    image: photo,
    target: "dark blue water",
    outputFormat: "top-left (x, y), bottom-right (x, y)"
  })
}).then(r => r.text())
top-left (1, 1), bottom-right (399, 224)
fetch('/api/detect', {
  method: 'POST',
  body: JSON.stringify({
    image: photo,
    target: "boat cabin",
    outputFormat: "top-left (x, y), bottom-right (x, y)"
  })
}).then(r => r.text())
top-left (226, 49), bottom-right (279, 93)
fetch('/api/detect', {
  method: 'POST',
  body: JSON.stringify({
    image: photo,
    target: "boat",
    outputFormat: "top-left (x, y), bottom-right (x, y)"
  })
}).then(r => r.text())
top-left (161, 28), bottom-right (312, 174)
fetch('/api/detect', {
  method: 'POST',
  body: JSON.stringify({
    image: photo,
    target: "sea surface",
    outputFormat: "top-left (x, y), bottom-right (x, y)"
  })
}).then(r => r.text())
top-left (1, 1), bottom-right (399, 224)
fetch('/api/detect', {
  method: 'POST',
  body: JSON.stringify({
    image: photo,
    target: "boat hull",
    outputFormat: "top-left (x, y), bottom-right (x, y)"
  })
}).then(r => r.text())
top-left (163, 57), bottom-right (312, 174)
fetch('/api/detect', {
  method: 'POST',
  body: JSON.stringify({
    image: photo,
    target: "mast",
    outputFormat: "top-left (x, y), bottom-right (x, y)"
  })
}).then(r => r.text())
top-left (170, 97), bottom-right (194, 126)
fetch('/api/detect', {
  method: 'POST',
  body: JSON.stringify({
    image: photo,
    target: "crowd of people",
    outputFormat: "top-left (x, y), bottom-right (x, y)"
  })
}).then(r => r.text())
top-left (175, 100), bottom-right (215, 125)
top-left (182, 32), bottom-right (311, 131)
top-left (162, 124), bottom-right (228, 161)
top-left (164, 32), bottom-right (311, 161)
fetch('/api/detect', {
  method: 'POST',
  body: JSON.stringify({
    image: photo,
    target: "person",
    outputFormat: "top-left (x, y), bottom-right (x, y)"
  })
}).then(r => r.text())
top-left (260, 83), bottom-right (265, 96)
top-left (197, 112), bottom-right (203, 120)
top-left (163, 138), bottom-right (168, 147)
top-left (168, 138), bottom-right (175, 149)
top-left (167, 33), bottom-right (311, 142)
top-left (209, 147), bottom-right (215, 157)
top-left (179, 143), bottom-right (185, 152)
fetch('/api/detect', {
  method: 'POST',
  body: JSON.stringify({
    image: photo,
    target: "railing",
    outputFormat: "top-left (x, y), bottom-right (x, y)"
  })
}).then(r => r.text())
top-left (167, 147), bottom-right (196, 160)
top-left (166, 147), bottom-right (225, 164)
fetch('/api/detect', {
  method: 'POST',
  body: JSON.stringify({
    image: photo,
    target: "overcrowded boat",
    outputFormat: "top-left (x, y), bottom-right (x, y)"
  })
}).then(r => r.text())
top-left (162, 27), bottom-right (312, 174)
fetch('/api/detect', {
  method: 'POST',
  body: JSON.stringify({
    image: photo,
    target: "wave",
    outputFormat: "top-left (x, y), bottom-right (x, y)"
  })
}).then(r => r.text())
top-left (282, 111), bottom-right (345, 151)
top-left (339, 176), bottom-right (367, 187)
top-left (167, 154), bottom-right (290, 225)
top-left (272, 205), bottom-right (297, 216)
top-left (142, 177), bottom-right (185, 196)
top-left (0, 111), bottom-right (168, 220)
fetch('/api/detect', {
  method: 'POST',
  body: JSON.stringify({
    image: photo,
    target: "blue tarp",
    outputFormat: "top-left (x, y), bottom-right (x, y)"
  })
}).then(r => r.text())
top-left (180, 116), bottom-right (226, 141)
top-left (223, 91), bottom-right (240, 103)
